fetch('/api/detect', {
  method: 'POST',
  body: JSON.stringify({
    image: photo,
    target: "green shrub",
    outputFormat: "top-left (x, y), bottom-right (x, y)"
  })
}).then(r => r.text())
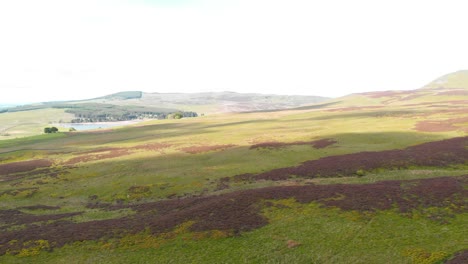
top-left (355, 169), bottom-right (366, 177)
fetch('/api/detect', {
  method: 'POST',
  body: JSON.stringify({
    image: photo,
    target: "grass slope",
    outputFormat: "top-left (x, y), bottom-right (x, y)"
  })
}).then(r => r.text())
top-left (0, 109), bottom-right (74, 140)
top-left (423, 70), bottom-right (468, 89)
top-left (0, 72), bottom-right (467, 263)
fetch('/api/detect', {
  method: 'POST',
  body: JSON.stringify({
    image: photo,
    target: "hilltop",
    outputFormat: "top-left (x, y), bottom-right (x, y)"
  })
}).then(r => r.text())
top-left (423, 70), bottom-right (468, 90)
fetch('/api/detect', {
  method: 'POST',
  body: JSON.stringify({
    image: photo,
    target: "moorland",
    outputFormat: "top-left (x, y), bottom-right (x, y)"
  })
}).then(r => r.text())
top-left (0, 71), bottom-right (467, 263)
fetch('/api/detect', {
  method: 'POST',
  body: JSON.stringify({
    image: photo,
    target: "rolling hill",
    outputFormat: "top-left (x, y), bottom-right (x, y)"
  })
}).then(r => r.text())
top-left (0, 71), bottom-right (467, 263)
top-left (0, 91), bottom-right (328, 140)
top-left (423, 70), bottom-right (468, 90)
top-left (89, 91), bottom-right (329, 113)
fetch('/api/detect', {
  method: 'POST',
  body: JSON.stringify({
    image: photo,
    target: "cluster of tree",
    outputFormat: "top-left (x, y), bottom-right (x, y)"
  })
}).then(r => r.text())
top-left (56, 103), bottom-right (192, 123)
top-left (63, 104), bottom-right (199, 122)
top-left (69, 112), bottom-right (170, 123)
top-left (70, 111), bottom-right (198, 122)
top-left (44, 127), bottom-right (59, 133)
top-left (70, 113), bottom-right (144, 123)
top-left (159, 111), bottom-right (198, 119)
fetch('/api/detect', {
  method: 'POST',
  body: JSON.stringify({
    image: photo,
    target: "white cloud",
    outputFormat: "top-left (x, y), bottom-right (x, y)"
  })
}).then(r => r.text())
top-left (1, 0), bottom-right (468, 103)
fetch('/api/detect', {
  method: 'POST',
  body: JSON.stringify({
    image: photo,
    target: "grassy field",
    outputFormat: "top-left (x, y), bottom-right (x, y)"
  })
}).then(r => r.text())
top-left (0, 85), bottom-right (467, 263)
top-left (0, 109), bottom-right (74, 140)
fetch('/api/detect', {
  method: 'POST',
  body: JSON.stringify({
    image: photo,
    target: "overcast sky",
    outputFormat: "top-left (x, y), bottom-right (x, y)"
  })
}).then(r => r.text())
top-left (1, 0), bottom-right (468, 104)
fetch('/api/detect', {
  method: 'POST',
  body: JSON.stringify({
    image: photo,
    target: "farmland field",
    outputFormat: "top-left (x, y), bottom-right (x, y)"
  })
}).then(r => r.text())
top-left (0, 82), bottom-right (467, 263)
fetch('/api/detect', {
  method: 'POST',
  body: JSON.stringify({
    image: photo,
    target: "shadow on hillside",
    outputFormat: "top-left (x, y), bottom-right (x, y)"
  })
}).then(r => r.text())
top-left (203, 119), bottom-right (276, 129)
top-left (59, 131), bottom-right (451, 189)
top-left (283, 109), bottom-right (425, 122)
top-left (1, 118), bottom-right (292, 153)
top-left (0, 122), bottom-right (216, 153)
top-left (242, 101), bottom-right (341, 113)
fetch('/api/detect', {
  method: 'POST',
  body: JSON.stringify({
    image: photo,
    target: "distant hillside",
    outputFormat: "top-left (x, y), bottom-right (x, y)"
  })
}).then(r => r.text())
top-left (323, 70), bottom-right (468, 109)
top-left (423, 70), bottom-right (468, 90)
top-left (88, 91), bottom-right (329, 114)
top-left (4, 91), bottom-right (329, 115)
top-left (0, 91), bottom-right (328, 139)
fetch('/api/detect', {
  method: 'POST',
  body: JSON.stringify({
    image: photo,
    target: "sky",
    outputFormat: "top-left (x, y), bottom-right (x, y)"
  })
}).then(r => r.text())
top-left (1, 0), bottom-right (468, 104)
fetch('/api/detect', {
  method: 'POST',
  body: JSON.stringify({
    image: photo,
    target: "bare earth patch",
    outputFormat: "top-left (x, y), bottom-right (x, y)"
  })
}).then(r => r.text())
top-left (64, 149), bottom-right (130, 165)
top-left (179, 144), bottom-right (236, 154)
top-left (75, 148), bottom-right (121, 155)
top-left (0, 160), bottom-right (53, 176)
top-left (131, 143), bottom-right (172, 151)
top-left (65, 143), bottom-right (172, 164)
top-left (414, 117), bottom-right (468, 132)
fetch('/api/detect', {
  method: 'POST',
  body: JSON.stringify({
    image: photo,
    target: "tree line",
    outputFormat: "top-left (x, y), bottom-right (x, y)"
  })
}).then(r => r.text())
top-left (68, 111), bottom-right (198, 123)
